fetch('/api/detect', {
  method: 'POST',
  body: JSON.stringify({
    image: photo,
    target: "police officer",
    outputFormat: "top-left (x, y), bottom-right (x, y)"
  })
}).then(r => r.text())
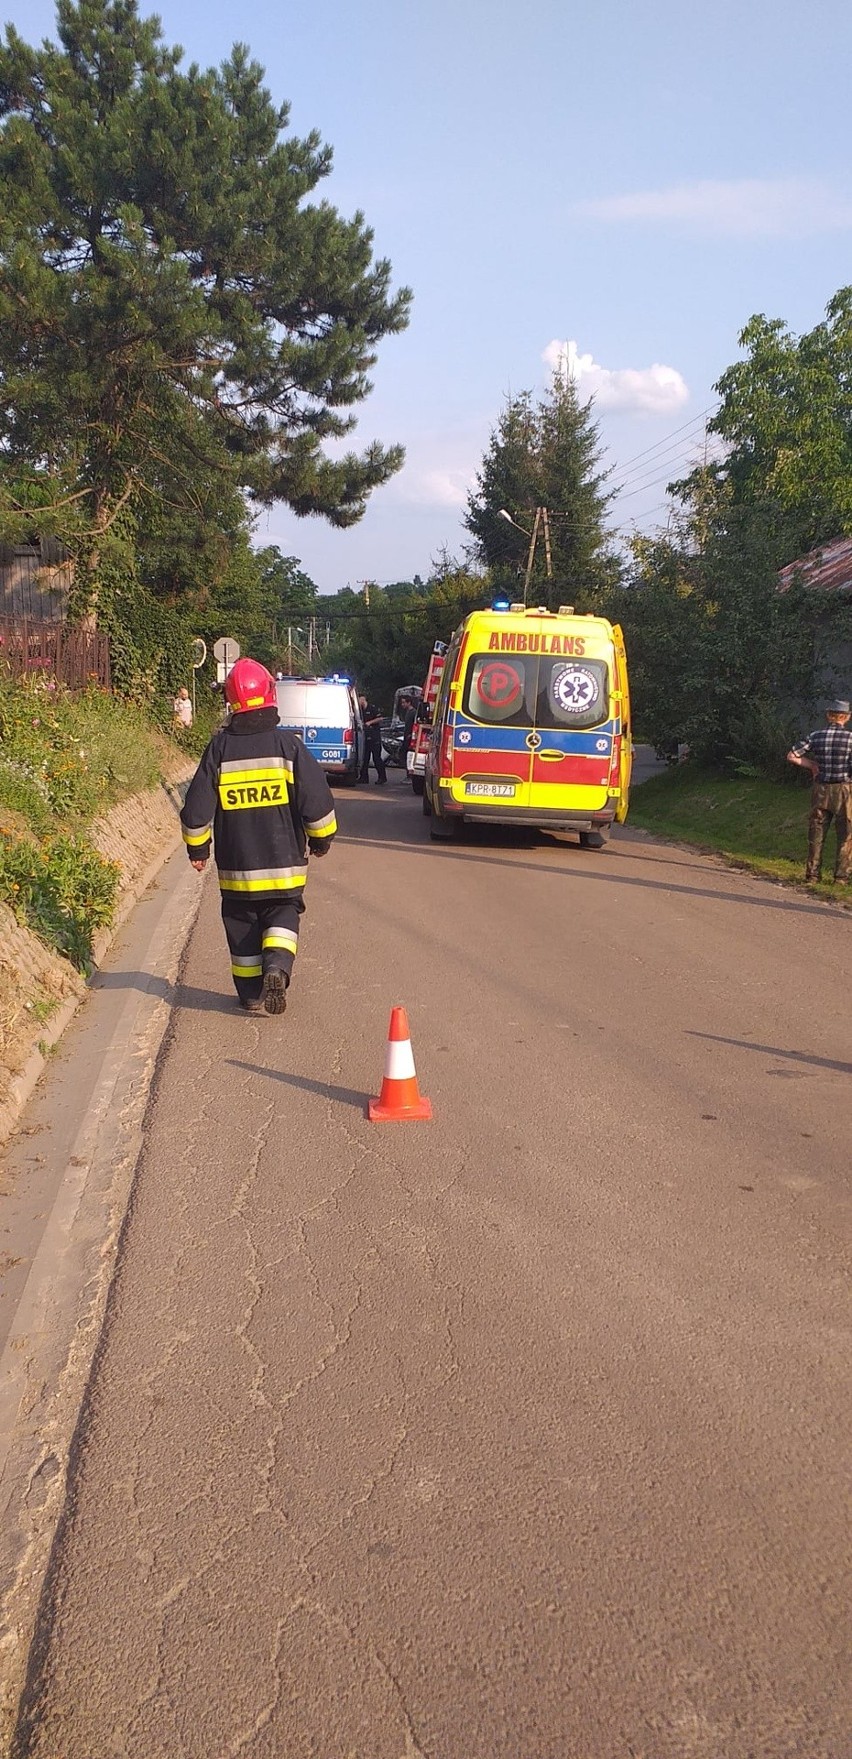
top-left (401, 694), bottom-right (418, 762)
top-left (787, 698), bottom-right (852, 883)
top-left (358, 692), bottom-right (387, 784)
top-left (181, 658), bottom-right (337, 1014)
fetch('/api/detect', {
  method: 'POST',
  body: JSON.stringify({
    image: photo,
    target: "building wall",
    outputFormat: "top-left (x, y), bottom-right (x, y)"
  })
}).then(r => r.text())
top-left (0, 547), bottom-right (72, 622)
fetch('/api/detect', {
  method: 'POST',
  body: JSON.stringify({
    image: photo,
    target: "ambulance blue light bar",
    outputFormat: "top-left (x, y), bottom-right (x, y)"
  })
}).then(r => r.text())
top-left (491, 597), bottom-right (511, 612)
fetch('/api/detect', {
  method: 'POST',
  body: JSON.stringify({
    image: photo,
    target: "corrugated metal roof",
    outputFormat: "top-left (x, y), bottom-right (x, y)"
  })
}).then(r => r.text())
top-left (777, 535), bottom-right (852, 595)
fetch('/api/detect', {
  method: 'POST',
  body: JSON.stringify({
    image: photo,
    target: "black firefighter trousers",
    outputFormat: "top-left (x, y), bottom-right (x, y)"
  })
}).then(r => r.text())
top-left (221, 895), bottom-right (305, 1004)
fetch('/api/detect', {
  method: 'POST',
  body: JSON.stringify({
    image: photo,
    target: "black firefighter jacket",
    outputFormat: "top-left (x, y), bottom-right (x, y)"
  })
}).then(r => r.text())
top-left (180, 706), bottom-right (337, 902)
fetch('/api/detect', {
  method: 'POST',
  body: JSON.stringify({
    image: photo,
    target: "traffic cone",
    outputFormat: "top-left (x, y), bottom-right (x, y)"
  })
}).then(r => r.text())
top-left (368, 1006), bottom-right (432, 1122)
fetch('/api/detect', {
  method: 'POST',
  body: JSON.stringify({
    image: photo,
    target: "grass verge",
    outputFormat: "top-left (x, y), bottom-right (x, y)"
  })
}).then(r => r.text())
top-left (628, 764), bottom-right (851, 906)
top-left (0, 674), bottom-right (186, 967)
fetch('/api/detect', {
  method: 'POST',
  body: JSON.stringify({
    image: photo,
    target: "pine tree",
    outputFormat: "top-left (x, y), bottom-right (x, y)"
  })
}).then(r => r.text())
top-left (465, 376), bottom-right (617, 609)
top-left (0, 0), bottom-right (411, 617)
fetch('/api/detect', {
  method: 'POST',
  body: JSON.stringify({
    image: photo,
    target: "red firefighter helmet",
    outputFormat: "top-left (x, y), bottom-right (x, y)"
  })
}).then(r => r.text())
top-left (224, 657), bottom-right (277, 714)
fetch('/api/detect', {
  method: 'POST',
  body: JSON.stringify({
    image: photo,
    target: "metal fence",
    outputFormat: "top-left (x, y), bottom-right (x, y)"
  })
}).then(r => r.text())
top-left (0, 617), bottom-right (111, 691)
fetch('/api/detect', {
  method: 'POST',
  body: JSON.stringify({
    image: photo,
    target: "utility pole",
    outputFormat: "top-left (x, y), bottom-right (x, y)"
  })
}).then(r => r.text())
top-left (541, 507), bottom-right (553, 590)
top-left (523, 509), bottom-right (541, 605)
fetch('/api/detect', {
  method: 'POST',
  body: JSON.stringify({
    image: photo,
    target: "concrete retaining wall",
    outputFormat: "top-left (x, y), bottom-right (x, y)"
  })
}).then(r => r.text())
top-left (0, 764), bottom-right (193, 1151)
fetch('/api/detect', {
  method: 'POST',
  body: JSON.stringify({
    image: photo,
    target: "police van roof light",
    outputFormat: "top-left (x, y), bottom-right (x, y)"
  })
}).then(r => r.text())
top-left (322, 672), bottom-right (351, 684)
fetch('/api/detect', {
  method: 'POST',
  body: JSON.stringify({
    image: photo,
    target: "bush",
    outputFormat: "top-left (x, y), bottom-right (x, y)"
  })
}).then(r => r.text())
top-left (0, 673), bottom-right (164, 827)
top-left (0, 831), bottom-right (120, 968)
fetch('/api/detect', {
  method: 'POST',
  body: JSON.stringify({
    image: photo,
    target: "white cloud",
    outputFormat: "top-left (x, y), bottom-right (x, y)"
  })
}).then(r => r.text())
top-left (543, 339), bottom-right (689, 416)
top-left (392, 466), bottom-right (470, 510)
top-left (573, 177), bottom-right (852, 239)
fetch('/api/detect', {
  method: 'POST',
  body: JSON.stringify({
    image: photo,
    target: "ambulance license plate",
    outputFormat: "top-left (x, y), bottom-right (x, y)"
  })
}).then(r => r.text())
top-left (465, 782), bottom-right (516, 798)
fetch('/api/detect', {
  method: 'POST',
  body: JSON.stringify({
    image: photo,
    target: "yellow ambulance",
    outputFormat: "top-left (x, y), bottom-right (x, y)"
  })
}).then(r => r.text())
top-left (423, 601), bottom-right (631, 844)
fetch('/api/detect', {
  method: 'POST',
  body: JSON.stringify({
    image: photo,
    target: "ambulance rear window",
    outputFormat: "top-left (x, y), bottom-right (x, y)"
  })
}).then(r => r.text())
top-left (537, 658), bottom-right (609, 730)
top-left (462, 654), bottom-right (535, 727)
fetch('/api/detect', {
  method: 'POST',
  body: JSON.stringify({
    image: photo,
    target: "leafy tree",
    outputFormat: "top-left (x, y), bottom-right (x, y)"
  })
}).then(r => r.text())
top-left (200, 540), bottom-right (320, 671)
top-left (322, 564), bottom-right (488, 705)
top-left (465, 376), bottom-right (618, 609)
top-left (0, 0), bottom-right (411, 618)
top-left (675, 289), bottom-right (852, 558)
top-left (628, 288), bottom-right (852, 773)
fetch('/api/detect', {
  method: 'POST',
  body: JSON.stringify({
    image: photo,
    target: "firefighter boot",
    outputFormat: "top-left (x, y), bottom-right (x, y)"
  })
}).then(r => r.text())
top-left (262, 970), bottom-right (288, 1015)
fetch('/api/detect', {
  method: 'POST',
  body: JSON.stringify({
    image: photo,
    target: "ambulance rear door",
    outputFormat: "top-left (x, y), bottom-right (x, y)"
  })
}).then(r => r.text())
top-left (527, 644), bottom-right (614, 810)
top-left (452, 646), bottom-right (537, 807)
top-left (612, 624), bottom-right (632, 821)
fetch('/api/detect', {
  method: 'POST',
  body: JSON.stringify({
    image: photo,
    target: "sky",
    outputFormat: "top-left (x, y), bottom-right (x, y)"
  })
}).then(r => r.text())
top-left (6, 0), bottom-right (852, 593)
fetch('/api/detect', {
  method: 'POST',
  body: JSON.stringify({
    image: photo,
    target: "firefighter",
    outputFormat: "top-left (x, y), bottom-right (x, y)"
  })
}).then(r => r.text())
top-left (180, 658), bottom-right (337, 1015)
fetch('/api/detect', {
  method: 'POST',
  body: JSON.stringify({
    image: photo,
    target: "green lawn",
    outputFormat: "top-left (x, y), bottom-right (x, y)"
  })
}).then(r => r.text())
top-left (628, 765), bottom-right (851, 905)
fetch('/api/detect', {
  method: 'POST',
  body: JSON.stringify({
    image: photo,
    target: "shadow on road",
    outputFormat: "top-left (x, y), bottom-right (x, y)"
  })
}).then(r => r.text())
top-left (226, 1058), bottom-right (367, 1110)
top-left (92, 970), bottom-right (238, 1016)
top-left (688, 1031), bottom-right (852, 1075)
top-left (333, 806), bottom-right (831, 920)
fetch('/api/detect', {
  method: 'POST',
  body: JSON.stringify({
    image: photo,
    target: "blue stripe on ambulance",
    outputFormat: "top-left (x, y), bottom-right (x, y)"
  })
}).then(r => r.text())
top-left (451, 720), bottom-right (615, 754)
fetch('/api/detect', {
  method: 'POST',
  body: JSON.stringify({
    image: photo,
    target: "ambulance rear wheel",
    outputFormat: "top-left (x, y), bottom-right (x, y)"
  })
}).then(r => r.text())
top-left (580, 826), bottom-right (610, 849)
top-left (412, 777), bottom-right (425, 796)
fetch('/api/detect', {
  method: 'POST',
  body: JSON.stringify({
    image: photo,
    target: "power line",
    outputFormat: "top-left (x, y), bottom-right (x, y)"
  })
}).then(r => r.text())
top-left (608, 436), bottom-right (711, 493)
top-left (607, 406), bottom-right (718, 482)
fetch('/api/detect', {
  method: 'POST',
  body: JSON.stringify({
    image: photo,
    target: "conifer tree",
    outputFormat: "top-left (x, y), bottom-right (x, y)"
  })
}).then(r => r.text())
top-left (465, 376), bottom-right (617, 608)
top-left (0, 0), bottom-right (411, 616)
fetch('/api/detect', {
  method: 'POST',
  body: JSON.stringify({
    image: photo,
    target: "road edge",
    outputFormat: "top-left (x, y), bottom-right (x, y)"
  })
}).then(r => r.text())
top-left (0, 860), bottom-right (203, 1752)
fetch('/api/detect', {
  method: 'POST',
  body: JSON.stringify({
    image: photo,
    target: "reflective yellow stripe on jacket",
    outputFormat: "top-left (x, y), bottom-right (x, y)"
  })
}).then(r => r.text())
top-left (182, 824), bottom-right (212, 847)
top-left (218, 865), bottom-right (308, 893)
top-left (304, 809), bottom-right (337, 839)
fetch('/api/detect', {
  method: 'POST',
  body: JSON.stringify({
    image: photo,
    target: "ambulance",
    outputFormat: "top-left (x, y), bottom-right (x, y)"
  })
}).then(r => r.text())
top-left (422, 602), bottom-right (631, 843)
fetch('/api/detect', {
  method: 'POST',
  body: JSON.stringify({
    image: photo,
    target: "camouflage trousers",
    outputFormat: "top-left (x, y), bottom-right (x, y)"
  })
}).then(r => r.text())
top-left (806, 782), bottom-right (852, 882)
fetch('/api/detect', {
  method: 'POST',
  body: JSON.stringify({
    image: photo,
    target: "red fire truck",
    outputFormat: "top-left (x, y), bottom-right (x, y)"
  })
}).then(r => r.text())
top-left (407, 642), bottom-right (447, 795)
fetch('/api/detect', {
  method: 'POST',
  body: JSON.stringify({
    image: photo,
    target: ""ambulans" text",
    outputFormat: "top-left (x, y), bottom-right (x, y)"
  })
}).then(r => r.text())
top-left (487, 632), bottom-right (586, 655)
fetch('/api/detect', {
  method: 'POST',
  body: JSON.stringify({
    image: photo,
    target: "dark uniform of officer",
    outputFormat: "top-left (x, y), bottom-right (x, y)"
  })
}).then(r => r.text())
top-left (401, 696), bottom-right (417, 761)
top-left (181, 658), bottom-right (337, 1014)
top-left (358, 694), bottom-right (387, 784)
top-left (787, 698), bottom-right (852, 883)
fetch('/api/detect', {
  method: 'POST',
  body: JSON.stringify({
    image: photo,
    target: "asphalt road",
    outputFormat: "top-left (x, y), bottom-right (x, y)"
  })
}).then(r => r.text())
top-left (10, 776), bottom-right (851, 1758)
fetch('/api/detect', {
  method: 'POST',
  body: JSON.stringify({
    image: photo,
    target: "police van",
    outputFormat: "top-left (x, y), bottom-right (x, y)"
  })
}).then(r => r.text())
top-left (423, 602), bottom-right (632, 842)
top-left (275, 675), bottom-right (364, 783)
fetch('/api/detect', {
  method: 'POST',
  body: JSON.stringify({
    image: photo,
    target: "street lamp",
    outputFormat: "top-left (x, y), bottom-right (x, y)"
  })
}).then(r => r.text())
top-left (497, 507), bottom-right (553, 604)
top-left (498, 508), bottom-right (530, 537)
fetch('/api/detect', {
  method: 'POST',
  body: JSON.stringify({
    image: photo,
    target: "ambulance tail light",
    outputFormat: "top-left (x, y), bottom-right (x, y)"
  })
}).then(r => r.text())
top-left (439, 726), bottom-right (453, 775)
top-left (609, 734), bottom-right (621, 786)
top-left (343, 727), bottom-right (353, 745)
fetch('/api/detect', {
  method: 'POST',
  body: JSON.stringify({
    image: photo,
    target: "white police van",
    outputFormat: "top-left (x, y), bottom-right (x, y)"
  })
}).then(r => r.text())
top-left (275, 675), bottom-right (364, 783)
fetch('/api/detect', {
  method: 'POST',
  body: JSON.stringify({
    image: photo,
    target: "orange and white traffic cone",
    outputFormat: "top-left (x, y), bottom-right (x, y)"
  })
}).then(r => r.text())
top-left (368, 1006), bottom-right (432, 1122)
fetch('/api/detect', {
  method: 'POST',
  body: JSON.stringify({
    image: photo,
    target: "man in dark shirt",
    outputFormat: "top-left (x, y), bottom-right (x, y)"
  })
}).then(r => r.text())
top-left (787, 699), bottom-right (852, 883)
top-left (358, 693), bottom-right (387, 784)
